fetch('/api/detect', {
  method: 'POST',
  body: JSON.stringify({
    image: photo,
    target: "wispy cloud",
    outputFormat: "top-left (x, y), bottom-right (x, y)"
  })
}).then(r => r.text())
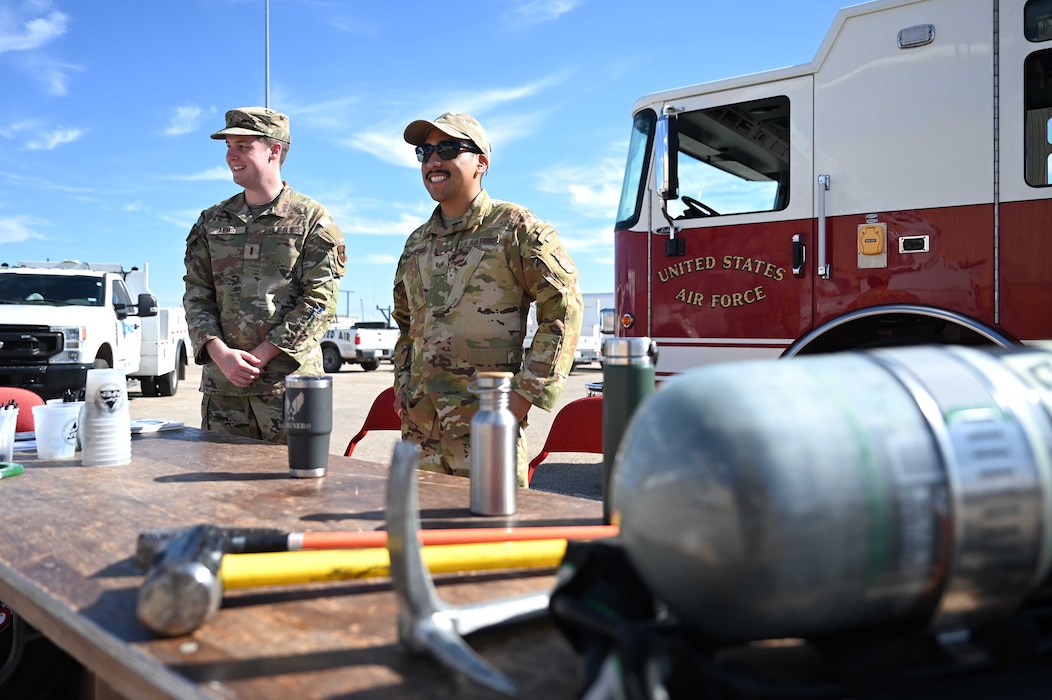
top-left (537, 155), bottom-right (624, 219)
top-left (504, 0), bottom-right (583, 27)
top-left (0, 7), bottom-right (68, 53)
top-left (171, 166), bottom-right (231, 182)
top-left (26, 126), bottom-right (84, 150)
top-left (165, 105), bottom-right (215, 136)
top-left (0, 119), bottom-right (37, 139)
top-left (335, 74), bottom-right (570, 168)
top-left (0, 215), bottom-right (47, 243)
top-left (329, 208), bottom-right (427, 236)
top-left (123, 201), bottom-right (147, 213)
top-left (160, 210), bottom-right (203, 231)
top-left (557, 223), bottom-right (614, 264)
top-left (32, 59), bottom-right (81, 95)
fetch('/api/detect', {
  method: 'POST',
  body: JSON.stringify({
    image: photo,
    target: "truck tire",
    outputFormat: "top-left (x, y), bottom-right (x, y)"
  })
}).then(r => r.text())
top-left (322, 345), bottom-right (343, 374)
top-left (360, 360), bottom-right (380, 371)
top-left (156, 370), bottom-right (179, 397)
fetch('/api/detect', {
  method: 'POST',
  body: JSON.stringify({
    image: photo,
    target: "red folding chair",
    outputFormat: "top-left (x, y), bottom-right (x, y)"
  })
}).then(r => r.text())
top-left (527, 395), bottom-right (603, 485)
top-left (0, 387), bottom-right (45, 433)
top-left (344, 386), bottom-right (401, 458)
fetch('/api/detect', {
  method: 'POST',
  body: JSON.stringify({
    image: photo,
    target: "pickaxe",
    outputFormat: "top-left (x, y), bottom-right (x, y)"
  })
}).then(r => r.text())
top-left (387, 440), bottom-right (566, 696)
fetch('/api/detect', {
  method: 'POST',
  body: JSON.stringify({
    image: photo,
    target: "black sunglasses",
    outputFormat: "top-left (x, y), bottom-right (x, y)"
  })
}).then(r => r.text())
top-left (415, 140), bottom-right (482, 163)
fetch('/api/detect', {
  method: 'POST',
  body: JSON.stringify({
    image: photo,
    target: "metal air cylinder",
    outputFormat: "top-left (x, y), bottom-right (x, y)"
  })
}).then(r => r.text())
top-left (611, 345), bottom-right (1052, 642)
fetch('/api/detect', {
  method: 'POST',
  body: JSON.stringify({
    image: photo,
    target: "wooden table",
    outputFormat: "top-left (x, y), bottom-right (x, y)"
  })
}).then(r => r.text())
top-left (0, 429), bottom-right (603, 699)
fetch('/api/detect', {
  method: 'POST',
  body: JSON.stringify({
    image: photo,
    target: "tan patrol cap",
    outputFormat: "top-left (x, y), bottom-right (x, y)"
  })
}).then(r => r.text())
top-left (403, 112), bottom-right (491, 157)
top-left (211, 107), bottom-right (290, 144)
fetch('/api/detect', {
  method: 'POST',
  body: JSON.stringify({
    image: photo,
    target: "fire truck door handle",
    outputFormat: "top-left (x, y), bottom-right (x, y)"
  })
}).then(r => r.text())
top-left (817, 174), bottom-right (831, 279)
top-left (792, 234), bottom-right (806, 277)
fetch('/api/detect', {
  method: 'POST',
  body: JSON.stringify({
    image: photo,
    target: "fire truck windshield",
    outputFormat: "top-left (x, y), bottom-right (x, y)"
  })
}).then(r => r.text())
top-left (615, 110), bottom-right (655, 230)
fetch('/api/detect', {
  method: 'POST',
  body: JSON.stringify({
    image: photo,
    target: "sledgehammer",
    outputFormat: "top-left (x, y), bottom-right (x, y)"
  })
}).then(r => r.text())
top-left (135, 523), bottom-right (617, 571)
top-left (136, 530), bottom-right (574, 636)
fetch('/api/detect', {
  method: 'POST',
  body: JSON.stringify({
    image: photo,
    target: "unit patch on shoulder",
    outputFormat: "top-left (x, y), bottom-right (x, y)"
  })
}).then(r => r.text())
top-left (554, 250), bottom-right (576, 274)
top-left (337, 245), bottom-right (347, 265)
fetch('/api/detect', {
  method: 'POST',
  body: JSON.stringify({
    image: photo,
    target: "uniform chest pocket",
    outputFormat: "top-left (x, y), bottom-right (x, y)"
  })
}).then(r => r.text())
top-left (405, 259), bottom-right (428, 312)
top-left (254, 235), bottom-right (301, 278)
top-left (440, 246), bottom-right (486, 311)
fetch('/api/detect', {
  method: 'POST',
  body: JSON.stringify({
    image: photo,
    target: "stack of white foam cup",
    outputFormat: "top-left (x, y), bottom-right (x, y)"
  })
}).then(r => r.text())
top-left (80, 368), bottom-right (131, 467)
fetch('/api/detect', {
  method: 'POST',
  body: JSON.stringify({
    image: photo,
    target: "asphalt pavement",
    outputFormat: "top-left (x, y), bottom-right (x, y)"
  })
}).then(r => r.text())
top-left (128, 359), bottom-right (604, 500)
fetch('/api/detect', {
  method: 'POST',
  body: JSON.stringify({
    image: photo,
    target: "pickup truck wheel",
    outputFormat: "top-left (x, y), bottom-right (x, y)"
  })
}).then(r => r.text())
top-left (157, 370), bottom-right (179, 397)
top-left (140, 378), bottom-right (159, 397)
top-left (322, 346), bottom-right (342, 373)
top-left (360, 360), bottom-right (380, 371)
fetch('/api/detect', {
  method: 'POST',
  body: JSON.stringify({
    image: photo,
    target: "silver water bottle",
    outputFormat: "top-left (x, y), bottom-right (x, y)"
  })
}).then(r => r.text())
top-left (469, 371), bottom-right (517, 516)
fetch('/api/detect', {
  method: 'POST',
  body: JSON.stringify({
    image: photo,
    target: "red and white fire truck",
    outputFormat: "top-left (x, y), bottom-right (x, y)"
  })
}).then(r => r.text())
top-left (612, 0), bottom-right (1052, 378)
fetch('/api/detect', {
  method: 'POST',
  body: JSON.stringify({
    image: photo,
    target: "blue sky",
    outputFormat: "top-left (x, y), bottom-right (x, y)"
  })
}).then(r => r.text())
top-left (1, 0), bottom-right (850, 321)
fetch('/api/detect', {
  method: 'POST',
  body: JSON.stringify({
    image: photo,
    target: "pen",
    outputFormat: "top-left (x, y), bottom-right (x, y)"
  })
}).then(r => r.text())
top-left (0, 463), bottom-right (24, 479)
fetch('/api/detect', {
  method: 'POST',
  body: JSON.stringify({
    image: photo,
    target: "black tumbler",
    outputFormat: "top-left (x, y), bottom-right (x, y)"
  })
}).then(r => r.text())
top-left (284, 375), bottom-right (333, 478)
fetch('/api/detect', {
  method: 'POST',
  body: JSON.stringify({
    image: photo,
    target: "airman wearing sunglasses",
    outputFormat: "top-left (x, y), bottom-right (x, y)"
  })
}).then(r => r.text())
top-left (393, 112), bottom-right (584, 486)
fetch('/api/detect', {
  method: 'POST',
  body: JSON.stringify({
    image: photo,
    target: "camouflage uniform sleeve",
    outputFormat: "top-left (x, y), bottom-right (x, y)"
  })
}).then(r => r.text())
top-left (512, 220), bottom-right (583, 411)
top-left (266, 214), bottom-right (346, 364)
top-left (182, 216), bottom-right (224, 365)
top-left (392, 261), bottom-right (412, 397)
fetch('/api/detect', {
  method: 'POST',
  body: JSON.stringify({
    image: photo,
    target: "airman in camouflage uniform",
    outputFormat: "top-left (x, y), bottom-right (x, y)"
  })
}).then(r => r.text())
top-left (183, 107), bottom-right (346, 443)
top-left (394, 112), bottom-right (583, 486)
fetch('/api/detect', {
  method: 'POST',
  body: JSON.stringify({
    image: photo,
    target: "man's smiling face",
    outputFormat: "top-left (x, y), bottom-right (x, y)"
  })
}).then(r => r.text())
top-left (225, 135), bottom-right (273, 189)
top-left (420, 128), bottom-right (487, 214)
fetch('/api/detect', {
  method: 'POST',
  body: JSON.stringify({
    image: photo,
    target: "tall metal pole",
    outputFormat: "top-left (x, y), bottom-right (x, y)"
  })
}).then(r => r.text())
top-left (340, 290), bottom-right (353, 321)
top-left (264, 0), bottom-right (270, 108)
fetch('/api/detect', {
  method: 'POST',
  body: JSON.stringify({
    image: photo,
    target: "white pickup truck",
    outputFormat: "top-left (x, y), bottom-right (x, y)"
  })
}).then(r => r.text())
top-left (0, 260), bottom-right (188, 399)
top-left (523, 293), bottom-right (614, 367)
top-left (321, 321), bottom-right (398, 372)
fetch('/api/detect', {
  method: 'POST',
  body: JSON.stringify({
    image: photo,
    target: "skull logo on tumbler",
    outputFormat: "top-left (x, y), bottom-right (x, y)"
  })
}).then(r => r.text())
top-left (284, 375), bottom-right (333, 478)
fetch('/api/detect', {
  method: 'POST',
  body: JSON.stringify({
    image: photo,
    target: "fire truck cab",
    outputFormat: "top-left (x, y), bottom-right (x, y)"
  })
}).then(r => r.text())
top-left (614, 0), bottom-right (1052, 378)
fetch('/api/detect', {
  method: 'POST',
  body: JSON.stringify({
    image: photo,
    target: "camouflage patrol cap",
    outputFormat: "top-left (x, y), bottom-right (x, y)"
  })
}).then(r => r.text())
top-left (403, 112), bottom-right (491, 157)
top-left (211, 107), bottom-right (291, 144)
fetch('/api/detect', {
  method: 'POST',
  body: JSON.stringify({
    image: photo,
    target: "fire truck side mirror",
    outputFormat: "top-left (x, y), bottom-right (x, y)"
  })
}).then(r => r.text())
top-left (655, 109), bottom-right (679, 201)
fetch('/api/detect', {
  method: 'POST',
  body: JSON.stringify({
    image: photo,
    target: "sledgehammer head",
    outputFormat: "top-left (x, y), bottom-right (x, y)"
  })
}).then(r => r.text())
top-left (136, 523), bottom-right (227, 636)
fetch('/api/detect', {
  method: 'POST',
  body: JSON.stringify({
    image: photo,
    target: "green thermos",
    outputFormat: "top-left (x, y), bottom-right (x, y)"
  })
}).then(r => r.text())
top-left (601, 337), bottom-right (657, 524)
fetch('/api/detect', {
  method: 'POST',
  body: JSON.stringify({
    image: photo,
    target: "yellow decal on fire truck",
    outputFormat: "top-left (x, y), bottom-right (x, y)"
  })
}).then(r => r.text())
top-left (675, 286), bottom-right (768, 308)
top-left (658, 255), bottom-right (785, 284)
top-left (661, 254), bottom-right (785, 309)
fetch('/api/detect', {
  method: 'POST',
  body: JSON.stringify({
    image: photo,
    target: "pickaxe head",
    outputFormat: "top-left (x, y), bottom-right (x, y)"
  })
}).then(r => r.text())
top-left (387, 440), bottom-right (550, 696)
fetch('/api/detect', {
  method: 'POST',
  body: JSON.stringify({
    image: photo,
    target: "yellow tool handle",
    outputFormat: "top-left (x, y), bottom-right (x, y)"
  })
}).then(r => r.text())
top-left (220, 539), bottom-right (569, 589)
